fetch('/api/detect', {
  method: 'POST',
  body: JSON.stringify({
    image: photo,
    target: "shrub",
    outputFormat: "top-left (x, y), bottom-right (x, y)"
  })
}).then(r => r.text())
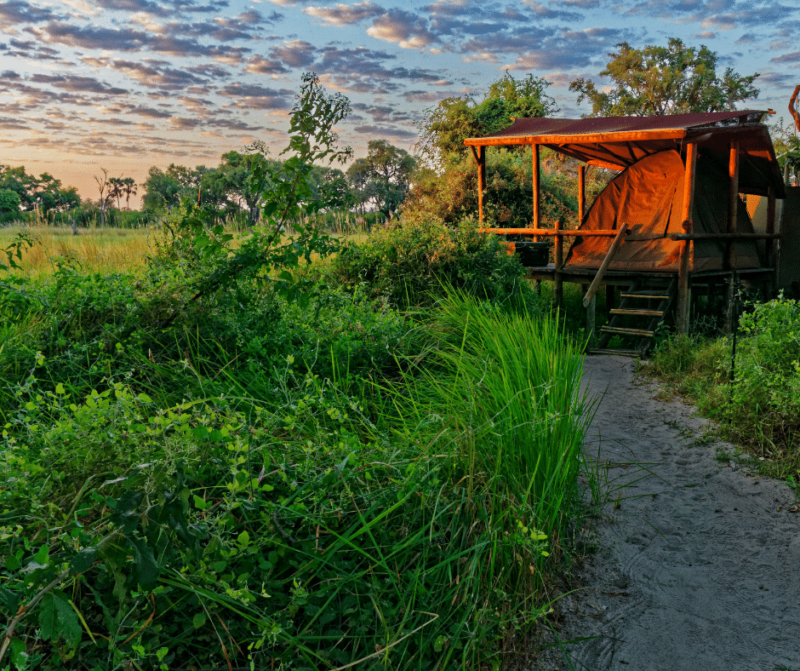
top-left (333, 216), bottom-right (541, 310)
top-left (645, 296), bottom-right (800, 461)
top-left (0, 293), bottom-right (590, 671)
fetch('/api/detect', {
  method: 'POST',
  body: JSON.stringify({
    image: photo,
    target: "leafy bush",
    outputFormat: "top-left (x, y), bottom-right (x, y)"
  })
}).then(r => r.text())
top-left (645, 296), bottom-right (800, 463)
top-left (0, 293), bottom-right (589, 671)
top-left (333, 217), bottom-right (541, 310)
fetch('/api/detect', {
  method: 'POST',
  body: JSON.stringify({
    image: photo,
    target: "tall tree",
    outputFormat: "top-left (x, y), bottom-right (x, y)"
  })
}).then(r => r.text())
top-left (346, 140), bottom-right (416, 218)
top-left (570, 38), bottom-right (760, 117)
top-left (94, 168), bottom-right (117, 227)
top-left (418, 73), bottom-right (557, 163)
top-left (121, 177), bottom-right (137, 210)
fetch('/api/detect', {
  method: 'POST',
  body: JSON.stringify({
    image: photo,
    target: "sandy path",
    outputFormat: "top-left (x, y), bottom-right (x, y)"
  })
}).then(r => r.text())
top-left (535, 355), bottom-right (800, 671)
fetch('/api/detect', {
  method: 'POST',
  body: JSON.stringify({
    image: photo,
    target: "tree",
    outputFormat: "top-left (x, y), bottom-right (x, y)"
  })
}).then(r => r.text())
top-left (570, 38), bottom-right (760, 117)
top-left (108, 177), bottom-right (125, 211)
top-left (0, 189), bottom-right (20, 214)
top-left (94, 168), bottom-right (115, 227)
top-left (142, 167), bottom-right (185, 212)
top-left (121, 177), bottom-right (137, 210)
top-left (418, 73), bottom-right (557, 163)
top-left (200, 150), bottom-right (272, 225)
top-left (346, 140), bottom-right (416, 218)
top-left (0, 166), bottom-right (79, 214)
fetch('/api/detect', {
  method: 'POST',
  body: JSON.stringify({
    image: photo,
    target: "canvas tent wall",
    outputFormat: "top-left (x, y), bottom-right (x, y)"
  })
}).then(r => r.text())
top-left (565, 149), bottom-right (761, 273)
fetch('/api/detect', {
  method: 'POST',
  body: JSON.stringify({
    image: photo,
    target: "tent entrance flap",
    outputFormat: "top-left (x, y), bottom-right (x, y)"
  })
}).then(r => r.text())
top-left (564, 150), bottom-right (760, 273)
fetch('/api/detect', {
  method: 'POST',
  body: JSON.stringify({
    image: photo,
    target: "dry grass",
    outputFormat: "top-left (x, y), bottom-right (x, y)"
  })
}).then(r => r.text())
top-left (0, 225), bottom-right (155, 279)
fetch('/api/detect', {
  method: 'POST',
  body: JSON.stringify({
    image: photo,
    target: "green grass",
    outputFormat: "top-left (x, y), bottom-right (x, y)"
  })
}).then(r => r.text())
top-left (642, 298), bottom-right (800, 480)
top-left (0, 258), bottom-right (592, 670)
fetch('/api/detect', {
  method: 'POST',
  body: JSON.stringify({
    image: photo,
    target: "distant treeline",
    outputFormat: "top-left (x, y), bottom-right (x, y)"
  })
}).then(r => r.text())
top-left (0, 139), bottom-right (415, 228)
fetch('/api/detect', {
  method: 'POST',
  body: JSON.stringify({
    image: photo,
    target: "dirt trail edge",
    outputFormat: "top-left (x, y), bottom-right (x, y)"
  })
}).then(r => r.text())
top-left (534, 355), bottom-right (800, 671)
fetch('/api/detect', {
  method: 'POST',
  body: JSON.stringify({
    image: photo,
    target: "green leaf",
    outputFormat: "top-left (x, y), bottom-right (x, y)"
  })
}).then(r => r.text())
top-left (39, 592), bottom-right (81, 648)
top-left (69, 547), bottom-right (98, 575)
top-left (33, 545), bottom-right (49, 565)
top-left (192, 612), bottom-right (207, 629)
top-left (193, 495), bottom-right (208, 510)
top-left (55, 383), bottom-right (66, 395)
top-left (128, 536), bottom-right (161, 589)
top-left (237, 530), bottom-right (251, 548)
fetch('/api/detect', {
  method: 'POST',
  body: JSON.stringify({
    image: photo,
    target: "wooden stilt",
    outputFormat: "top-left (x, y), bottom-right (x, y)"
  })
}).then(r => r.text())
top-left (578, 165), bottom-right (585, 224)
top-left (554, 219), bottom-right (563, 309)
top-left (476, 146), bottom-right (486, 225)
top-left (766, 186), bottom-right (776, 295)
top-left (533, 144), bottom-right (541, 229)
top-left (725, 142), bottom-right (739, 335)
top-left (586, 295), bottom-right (596, 349)
top-left (677, 142), bottom-right (697, 335)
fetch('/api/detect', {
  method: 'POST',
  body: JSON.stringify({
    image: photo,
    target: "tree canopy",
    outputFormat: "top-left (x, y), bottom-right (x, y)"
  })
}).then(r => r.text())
top-left (347, 140), bottom-right (415, 218)
top-left (0, 165), bottom-right (80, 214)
top-left (570, 38), bottom-right (760, 117)
top-left (418, 73), bottom-right (558, 162)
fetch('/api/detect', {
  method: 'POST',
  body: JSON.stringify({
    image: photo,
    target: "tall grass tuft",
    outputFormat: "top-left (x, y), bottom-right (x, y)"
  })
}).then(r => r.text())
top-left (396, 291), bottom-right (591, 543)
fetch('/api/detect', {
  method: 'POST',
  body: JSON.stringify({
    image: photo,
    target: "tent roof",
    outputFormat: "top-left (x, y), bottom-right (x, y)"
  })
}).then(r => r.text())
top-left (464, 111), bottom-right (785, 198)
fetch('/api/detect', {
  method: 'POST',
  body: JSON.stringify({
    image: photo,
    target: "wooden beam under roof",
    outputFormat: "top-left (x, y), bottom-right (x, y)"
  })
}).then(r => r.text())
top-left (464, 128), bottom-right (688, 147)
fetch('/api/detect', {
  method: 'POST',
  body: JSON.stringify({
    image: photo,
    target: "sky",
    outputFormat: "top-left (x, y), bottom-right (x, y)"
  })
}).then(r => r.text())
top-left (1, 0), bottom-right (799, 206)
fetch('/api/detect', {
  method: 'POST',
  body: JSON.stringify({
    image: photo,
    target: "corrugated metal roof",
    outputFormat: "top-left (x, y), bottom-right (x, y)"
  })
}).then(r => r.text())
top-left (471, 110), bottom-right (767, 141)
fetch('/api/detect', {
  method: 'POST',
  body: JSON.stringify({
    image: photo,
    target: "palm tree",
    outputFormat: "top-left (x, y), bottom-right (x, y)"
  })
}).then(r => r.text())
top-left (122, 177), bottom-right (137, 210)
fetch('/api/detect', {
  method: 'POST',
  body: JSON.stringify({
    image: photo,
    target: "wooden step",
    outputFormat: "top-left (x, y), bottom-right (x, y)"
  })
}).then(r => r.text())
top-left (620, 292), bottom-right (670, 300)
top-left (588, 348), bottom-right (640, 358)
top-left (601, 326), bottom-right (655, 338)
top-left (609, 308), bottom-right (664, 317)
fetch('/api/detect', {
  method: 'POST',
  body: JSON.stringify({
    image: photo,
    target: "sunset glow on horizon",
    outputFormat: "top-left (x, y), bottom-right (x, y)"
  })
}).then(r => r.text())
top-left (2, 0), bottom-right (798, 206)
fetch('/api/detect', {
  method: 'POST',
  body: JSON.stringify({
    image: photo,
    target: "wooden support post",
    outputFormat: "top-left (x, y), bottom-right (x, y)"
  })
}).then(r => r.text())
top-left (586, 295), bottom-right (596, 350)
top-left (766, 186), bottom-right (777, 297)
top-left (726, 142), bottom-right (739, 269)
top-left (477, 145), bottom-right (486, 225)
top-left (533, 144), bottom-right (540, 231)
top-left (578, 165), bottom-right (585, 223)
top-left (554, 219), bottom-right (563, 309)
top-left (725, 142), bottom-right (739, 335)
top-left (677, 142), bottom-right (697, 335)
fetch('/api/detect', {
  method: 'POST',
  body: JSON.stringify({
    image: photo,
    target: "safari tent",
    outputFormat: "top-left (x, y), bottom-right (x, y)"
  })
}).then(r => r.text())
top-left (464, 111), bottom-right (788, 352)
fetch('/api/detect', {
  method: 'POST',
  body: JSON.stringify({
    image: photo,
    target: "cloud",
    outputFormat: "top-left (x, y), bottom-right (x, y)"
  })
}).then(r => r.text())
top-left (0, 115), bottom-right (30, 130)
top-left (30, 73), bottom-right (129, 95)
top-left (352, 124), bottom-right (417, 140)
top-left (268, 39), bottom-right (317, 67)
top-left (521, 0), bottom-right (582, 20)
top-left (244, 55), bottom-right (289, 74)
top-left (0, 0), bottom-right (57, 28)
top-left (28, 21), bottom-right (253, 59)
top-left (82, 57), bottom-right (214, 90)
top-left (367, 9), bottom-right (437, 49)
top-left (770, 50), bottom-right (800, 63)
top-left (217, 82), bottom-right (294, 109)
top-left (304, 1), bottom-right (383, 25)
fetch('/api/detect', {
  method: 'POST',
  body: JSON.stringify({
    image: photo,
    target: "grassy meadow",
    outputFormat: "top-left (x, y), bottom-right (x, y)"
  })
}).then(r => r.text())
top-left (0, 225), bottom-right (155, 279)
top-left (0, 217), bottom-right (597, 671)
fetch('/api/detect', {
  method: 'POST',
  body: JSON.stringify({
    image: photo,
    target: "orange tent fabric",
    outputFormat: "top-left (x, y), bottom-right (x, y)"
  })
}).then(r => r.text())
top-left (565, 150), bottom-right (760, 273)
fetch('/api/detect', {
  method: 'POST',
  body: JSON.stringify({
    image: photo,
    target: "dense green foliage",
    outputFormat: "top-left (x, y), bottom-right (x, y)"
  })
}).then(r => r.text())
top-left (570, 38), bottom-right (760, 117)
top-left (332, 217), bottom-right (539, 310)
top-left (346, 140), bottom-right (415, 219)
top-left (418, 74), bottom-right (557, 163)
top-left (0, 74), bottom-right (592, 671)
top-left (0, 166), bottom-right (80, 215)
top-left (644, 296), bottom-right (800, 469)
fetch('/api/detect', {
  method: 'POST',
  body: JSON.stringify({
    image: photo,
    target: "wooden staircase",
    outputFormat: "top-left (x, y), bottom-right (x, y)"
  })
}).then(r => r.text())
top-left (591, 277), bottom-right (677, 357)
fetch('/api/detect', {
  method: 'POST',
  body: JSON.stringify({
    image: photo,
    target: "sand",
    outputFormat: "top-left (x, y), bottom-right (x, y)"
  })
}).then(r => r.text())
top-left (531, 354), bottom-right (800, 671)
